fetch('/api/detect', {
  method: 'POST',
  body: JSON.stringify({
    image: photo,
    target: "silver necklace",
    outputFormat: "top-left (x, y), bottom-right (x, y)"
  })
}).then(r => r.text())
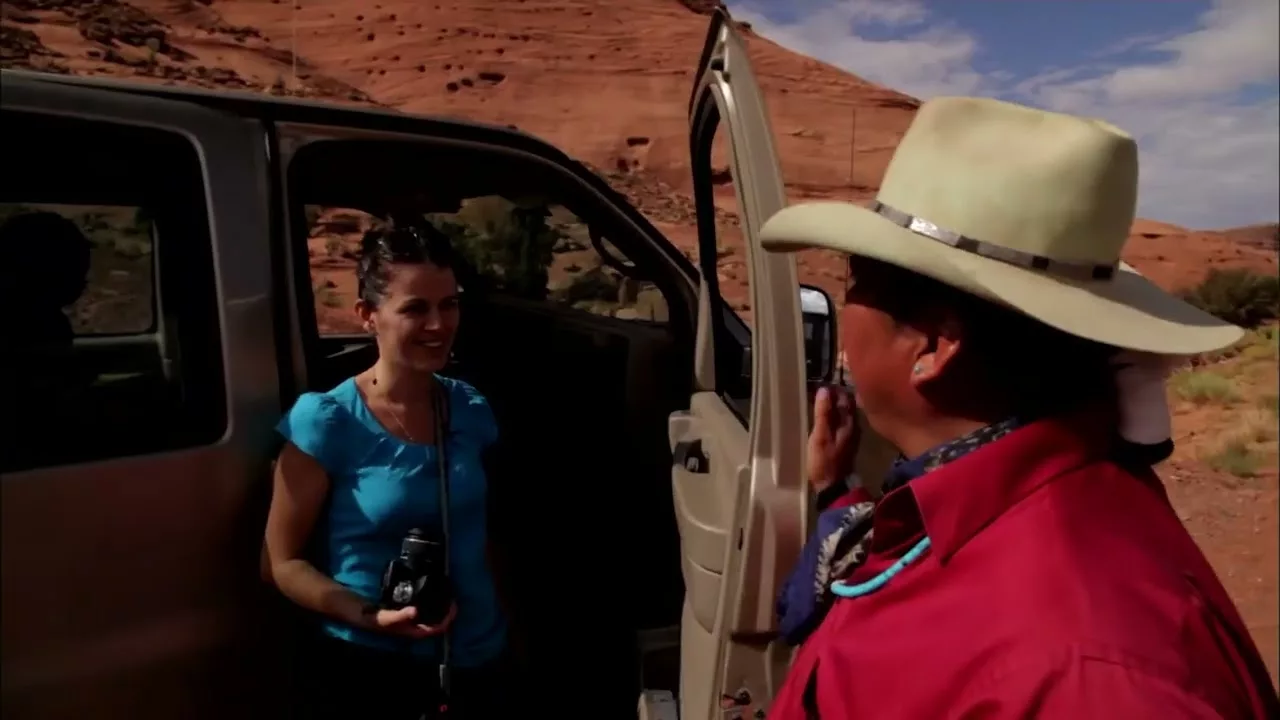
top-left (371, 374), bottom-right (439, 444)
top-left (385, 401), bottom-right (426, 444)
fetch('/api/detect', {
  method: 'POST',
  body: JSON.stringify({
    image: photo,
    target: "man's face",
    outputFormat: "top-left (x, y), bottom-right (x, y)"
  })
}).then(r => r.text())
top-left (838, 258), bottom-right (932, 439)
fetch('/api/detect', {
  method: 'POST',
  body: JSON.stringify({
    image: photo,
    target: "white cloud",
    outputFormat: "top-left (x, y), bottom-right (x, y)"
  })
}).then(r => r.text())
top-left (731, 0), bottom-right (1279, 229)
top-left (819, 0), bottom-right (927, 27)
top-left (1105, 0), bottom-right (1279, 104)
top-left (1019, 0), bottom-right (1279, 228)
top-left (731, 0), bottom-right (987, 98)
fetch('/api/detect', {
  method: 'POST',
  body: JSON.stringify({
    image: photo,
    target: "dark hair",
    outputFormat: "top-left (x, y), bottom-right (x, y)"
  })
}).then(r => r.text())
top-left (356, 222), bottom-right (459, 307)
top-left (0, 211), bottom-right (92, 307)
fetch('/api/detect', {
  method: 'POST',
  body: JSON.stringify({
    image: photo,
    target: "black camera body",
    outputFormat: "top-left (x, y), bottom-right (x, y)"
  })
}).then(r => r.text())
top-left (379, 527), bottom-right (453, 626)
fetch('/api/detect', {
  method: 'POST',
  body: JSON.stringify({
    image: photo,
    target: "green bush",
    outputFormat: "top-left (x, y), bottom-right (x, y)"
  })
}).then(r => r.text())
top-left (1180, 268), bottom-right (1280, 328)
top-left (1169, 369), bottom-right (1241, 404)
top-left (428, 196), bottom-right (561, 300)
top-left (1203, 438), bottom-right (1262, 478)
top-left (553, 265), bottom-right (623, 305)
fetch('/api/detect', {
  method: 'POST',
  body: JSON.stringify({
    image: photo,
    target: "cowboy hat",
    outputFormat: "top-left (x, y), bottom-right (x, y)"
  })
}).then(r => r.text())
top-left (760, 96), bottom-right (1243, 356)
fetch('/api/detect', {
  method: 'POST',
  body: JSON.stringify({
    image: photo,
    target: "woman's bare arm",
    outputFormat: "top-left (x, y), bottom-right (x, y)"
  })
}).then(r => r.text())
top-left (264, 442), bottom-right (370, 629)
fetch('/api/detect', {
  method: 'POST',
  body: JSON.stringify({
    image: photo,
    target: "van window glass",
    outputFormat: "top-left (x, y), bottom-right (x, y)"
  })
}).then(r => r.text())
top-left (0, 111), bottom-right (226, 473)
top-left (430, 197), bottom-right (670, 323)
top-left (691, 122), bottom-right (753, 420)
top-left (303, 200), bottom-right (669, 334)
top-left (302, 206), bottom-right (374, 335)
top-left (0, 203), bottom-right (155, 335)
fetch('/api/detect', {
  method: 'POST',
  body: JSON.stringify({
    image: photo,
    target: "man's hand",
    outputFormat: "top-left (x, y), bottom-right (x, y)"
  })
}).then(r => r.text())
top-left (808, 385), bottom-right (860, 493)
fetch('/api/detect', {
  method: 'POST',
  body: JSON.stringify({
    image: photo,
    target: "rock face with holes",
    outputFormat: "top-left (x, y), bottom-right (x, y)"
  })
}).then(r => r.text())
top-left (0, 23), bottom-right (69, 73)
top-left (83, 0), bottom-right (920, 213)
top-left (0, 0), bottom-right (376, 99)
top-left (1, 0), bottom-right (1273, 296)
top-left (674, 0), bottom-right (720, 15)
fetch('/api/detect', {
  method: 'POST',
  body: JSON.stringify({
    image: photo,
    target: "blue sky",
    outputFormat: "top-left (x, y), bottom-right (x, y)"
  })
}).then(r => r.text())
top-left (728, 0), bottom-right (1279, 229)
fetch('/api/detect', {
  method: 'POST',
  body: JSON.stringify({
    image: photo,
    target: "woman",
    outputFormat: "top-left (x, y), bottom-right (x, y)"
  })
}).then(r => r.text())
top-left (760, 96), bottom-right (1279, 718)
top-left (263, 223), bottom-right (511, 719)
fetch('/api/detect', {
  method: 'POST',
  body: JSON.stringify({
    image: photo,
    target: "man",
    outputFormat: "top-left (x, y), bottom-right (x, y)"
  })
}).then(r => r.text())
top-left (761, 96), bottom-right (1279, 718)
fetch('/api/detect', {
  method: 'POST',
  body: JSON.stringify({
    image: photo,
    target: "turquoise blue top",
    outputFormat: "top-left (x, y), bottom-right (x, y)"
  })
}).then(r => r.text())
top-left (277, 375), bottom-right (506, 666)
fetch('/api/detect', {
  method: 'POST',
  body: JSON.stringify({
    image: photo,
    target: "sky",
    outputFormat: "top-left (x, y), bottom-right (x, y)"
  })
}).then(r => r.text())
top-left (726, 0), bottom-right (1279, 229)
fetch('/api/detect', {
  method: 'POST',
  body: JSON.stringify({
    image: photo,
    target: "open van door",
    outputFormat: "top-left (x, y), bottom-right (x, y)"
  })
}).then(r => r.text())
top-left (662, 8), bottom-right (808, 719)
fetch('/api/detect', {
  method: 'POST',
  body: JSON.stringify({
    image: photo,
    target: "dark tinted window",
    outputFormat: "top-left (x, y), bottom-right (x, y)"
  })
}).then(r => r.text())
top-left (0, 111), bottom-right (226, 472)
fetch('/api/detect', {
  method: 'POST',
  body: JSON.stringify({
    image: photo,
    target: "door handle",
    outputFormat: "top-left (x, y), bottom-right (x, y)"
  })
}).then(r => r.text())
top-left (673, 439), bottom-right (710, 474)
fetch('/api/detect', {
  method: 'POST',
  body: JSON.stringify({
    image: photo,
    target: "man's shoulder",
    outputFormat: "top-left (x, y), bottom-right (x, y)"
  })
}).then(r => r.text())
top-left (993, 456), bottom-right (1197, 575)
top-left (968, 459), bottom-right (1259, 676)
top-left (951, 639), bottom-right (1256, 719)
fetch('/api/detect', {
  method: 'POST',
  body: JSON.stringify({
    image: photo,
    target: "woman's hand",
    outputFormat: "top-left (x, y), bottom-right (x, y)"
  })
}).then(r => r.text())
top-left (367, 603), bottom-right (458, 640)
top-left (808, 385), bottom-right (860, 492)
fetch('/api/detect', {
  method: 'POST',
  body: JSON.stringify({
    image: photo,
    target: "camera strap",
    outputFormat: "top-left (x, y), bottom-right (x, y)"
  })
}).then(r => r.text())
top-left (431, 379), bottom-right (454, 709)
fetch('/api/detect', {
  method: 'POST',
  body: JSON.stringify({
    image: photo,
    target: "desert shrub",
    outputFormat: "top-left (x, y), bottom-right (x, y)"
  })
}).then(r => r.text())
top-left (1204, 438), bottom-right (1262, 478)
top-left (1180, 268), bottom-right (1280, 328)
top-left (1169, 369), bottom-right (1240, 404)
top-left (1248, 325), bottom-right (1280, 355)
top-left (1249, 417), bottom-right (1278, 444)
top-left (553, 265), bottom-right (622, 305)
top-left (1259, 393), bottom-right (1280, 419)
top-left (429, 196), bottom-right (561, 300)
top-left (315, 283), bottom-right (343, 308)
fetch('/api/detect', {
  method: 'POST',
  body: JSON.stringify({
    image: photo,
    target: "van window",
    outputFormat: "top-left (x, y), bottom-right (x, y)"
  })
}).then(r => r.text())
top-left (0, 203), bottom-right (155, 335)
top-left (691, 123), bottom-right (753, 420)
top-left (303, 201), bottom-right (669, 335)
top-left (0, 111), bottom-right (226, 472)
top-left (303, 206), bottom-right (371, 335)
top-left (430, 196), bottom-right (670, 323)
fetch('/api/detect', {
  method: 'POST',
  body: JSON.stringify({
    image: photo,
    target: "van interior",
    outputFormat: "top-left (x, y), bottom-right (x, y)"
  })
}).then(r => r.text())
top-left (283, 138), bottom-right (706, 715)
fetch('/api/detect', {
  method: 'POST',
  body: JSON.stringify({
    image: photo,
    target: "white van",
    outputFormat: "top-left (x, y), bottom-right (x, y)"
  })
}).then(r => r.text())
top-left (0, 9), bottom-right (892, 719)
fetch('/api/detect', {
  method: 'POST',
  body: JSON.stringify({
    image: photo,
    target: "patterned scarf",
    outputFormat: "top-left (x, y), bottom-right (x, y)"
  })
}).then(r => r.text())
top-left (777, 418), bottom-right (1024, 646)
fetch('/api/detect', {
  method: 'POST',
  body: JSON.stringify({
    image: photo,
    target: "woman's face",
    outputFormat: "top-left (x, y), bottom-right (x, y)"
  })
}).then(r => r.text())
top-left (358, 261), bottom-right (461, 374)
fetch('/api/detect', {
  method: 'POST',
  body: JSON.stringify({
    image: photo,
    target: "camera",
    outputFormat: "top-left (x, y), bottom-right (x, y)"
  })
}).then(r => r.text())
top-left (379, 528), bottom-right (453, 626)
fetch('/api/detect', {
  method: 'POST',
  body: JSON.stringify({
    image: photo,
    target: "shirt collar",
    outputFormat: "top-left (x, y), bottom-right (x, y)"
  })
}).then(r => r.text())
top-left (880, 417), bottom-right (1026, 494)
top-left (872, 407), bottom-right (1111, 563)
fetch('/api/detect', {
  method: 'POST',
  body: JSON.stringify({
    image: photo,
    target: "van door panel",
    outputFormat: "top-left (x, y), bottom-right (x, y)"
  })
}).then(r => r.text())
top-left (673, 8), bottom-right (807, 719)
top-left (669, 393), bottom-right (745, 633)
top-left (0, 76), bottom-right (281, 719)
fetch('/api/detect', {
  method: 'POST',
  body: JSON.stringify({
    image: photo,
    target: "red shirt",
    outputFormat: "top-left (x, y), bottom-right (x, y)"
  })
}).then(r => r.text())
top-left (769, 412), bottom-right (1279, 719)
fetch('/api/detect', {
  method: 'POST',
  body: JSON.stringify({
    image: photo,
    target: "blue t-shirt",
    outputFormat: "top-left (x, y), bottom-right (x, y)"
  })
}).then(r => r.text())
top-left (276, 375), bottom-right (506, 666)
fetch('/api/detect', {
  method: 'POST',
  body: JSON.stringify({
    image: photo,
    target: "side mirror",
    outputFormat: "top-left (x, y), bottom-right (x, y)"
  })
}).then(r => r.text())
top-left (800, 284), bottom-right (837, 385)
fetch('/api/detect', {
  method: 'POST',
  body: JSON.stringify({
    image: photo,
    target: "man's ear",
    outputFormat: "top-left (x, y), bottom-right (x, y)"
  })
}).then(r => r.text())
top-left (908, 315), bottom-right (963, 387)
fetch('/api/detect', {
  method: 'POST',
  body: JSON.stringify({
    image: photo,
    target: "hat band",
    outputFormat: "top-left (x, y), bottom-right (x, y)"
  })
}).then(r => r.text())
top-left (872, 202), bottom-right (1117, 282)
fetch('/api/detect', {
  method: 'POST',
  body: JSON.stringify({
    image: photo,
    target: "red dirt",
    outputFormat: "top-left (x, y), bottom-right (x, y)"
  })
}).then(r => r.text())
top-left (1125, 222), bottom-right (1278, 292)
top-left (4, 0), bottom-right (1277, 686)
